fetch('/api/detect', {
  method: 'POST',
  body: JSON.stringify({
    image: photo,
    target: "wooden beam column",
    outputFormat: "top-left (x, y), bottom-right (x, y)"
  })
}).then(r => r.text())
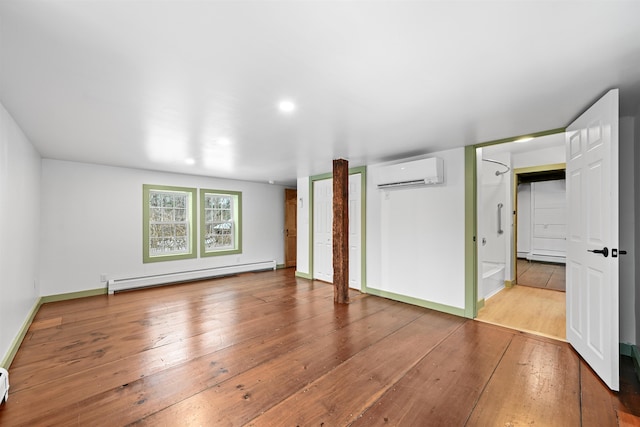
top-left (333, 158), bottom-right (349, 304)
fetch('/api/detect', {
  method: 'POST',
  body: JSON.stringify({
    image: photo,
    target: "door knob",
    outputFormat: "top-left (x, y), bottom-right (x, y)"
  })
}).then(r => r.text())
top-left (588, 247), bottom-right (609, 257)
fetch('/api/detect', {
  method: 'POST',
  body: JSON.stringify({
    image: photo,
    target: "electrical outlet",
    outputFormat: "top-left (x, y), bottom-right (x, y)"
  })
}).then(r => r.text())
top-left (100, 274), bottom-right (107, 283)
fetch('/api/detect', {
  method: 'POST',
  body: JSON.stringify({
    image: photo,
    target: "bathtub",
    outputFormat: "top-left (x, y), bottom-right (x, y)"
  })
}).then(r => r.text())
top-left (481, 261), bottom-right (505, 299)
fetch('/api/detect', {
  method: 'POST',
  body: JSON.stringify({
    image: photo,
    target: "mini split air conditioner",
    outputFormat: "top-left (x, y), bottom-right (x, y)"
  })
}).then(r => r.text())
top-left (376, 157), bottom-right (444, 189)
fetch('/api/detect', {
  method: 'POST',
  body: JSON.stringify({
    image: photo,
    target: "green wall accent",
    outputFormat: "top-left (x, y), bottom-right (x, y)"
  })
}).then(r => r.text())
top-left (143, 184), bottom-right (198, 263)
top-left (1, 298), bottom-right (41, 369)
top-left (40, 288), bottom-right (107, 304)
top-left (464, 146), bottom-right (478, 319)
top-left (295, 271), bottom-right (313, 279)
top-left (308, 166), bottom-right (367, 291)
top-left (466, 127), bottom-right (566, 319)
top-left (473, 128), bottom-right (566, 149)
top-left (1, 288), bottom-right (107, 369)
top-left (199, 188), bottom-right (243, 257)
top-left (620, 343), bottom-right (640, 382)
top-left (366, 287), bottom-right (466, 317)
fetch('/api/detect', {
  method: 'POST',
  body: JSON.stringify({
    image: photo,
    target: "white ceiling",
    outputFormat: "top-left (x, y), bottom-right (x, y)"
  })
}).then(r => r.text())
top-left (1, 1), bottom-right (640, 186)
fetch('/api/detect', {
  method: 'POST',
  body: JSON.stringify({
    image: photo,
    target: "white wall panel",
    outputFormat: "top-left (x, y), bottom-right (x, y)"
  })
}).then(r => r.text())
top-left (0, 102), bottom-right (41, 366)
top-left (39, 160), bottom-right (285, 296)
top-left (368, 148), bottom-right (466, 309)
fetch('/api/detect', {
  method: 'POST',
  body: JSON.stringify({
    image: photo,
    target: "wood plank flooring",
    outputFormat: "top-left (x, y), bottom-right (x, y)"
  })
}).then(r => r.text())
top-left (517, 259), bottom-right (566, 291)
top-left (476, 284), bottom-right (566, 340)
top-left (0, 268), bottom-right (638, 426)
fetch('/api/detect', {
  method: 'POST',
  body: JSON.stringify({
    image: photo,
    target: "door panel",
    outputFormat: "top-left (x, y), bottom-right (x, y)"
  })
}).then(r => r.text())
top-left (348, 175), bottom-right (361, 289)
top-left (312, 174), bottom-right (363, 288)
top-left (566, 89), bottom-right (619, 391)
top-left (313, 179), bottom-right (333, 282)
top-left (284, 189), bottom-right (297, 268)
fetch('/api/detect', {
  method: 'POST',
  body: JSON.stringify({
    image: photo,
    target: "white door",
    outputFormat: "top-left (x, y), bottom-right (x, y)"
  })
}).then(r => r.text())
top-left (565, 89), bottom-right (619, 391)
top-left (348, 174), bottom-right (362, 289)
top-left (313, 174), bottom-right (362, 288)
top-left (313, 179), bottom-right (333, 283)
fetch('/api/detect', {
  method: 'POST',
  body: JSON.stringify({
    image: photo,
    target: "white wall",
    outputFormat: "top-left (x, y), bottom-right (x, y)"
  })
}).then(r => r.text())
top-left (478, 152), bottom-right (511, 299)
top-left (0, 102), bottom-right (41, 366)
top-left (619, 116), bottom-right (636, 345)
top-left (512, 145), bottom-right (565, 168)
top-left (296, 176), bottom-right (310, 276)
top-left (367, 148), bottom-right (466, 309)
top-left (479, 153), bottom-right (510, 264)
top-left (39, 160), bottom-right (286, 296)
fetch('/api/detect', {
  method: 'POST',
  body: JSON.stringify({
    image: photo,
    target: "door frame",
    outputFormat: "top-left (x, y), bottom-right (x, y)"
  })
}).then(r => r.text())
top-left (464, 128), bottom-right (566, 318)
top-left (308, 166), bottom-right (368, 291)
top-left (512, 163), bottom-right (566, 283)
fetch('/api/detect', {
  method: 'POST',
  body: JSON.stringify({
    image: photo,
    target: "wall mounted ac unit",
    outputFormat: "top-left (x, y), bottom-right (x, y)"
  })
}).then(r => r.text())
top-left (376, 157), bottom-right (444, 189)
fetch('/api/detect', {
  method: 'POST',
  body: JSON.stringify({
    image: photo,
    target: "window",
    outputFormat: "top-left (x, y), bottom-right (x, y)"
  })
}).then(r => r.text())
top-left (143, 185), bottom-right (196, 263)
top-left (200, 189), bottom-right (242, 256)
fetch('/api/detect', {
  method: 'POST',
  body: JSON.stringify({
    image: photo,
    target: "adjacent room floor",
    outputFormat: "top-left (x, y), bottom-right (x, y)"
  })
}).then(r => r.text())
top-left (477, 259), bottom-right (566, 340)
top-left (517, 258), bottom-right (566, 291)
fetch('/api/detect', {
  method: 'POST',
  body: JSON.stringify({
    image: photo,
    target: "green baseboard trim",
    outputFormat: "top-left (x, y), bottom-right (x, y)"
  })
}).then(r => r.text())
top-left (365, 287), bottom-right (465, 317)
top-left (295, 271), bottom-right (313, 280)
top-left (620, 342), bottom-right (634, 357)
top-left (1, 297), bottom-right (42, 369)
top-left (504, 280), bottom-right (515, 288)
top-left (276, 264), bottom-right (286, 270)
top-left (620, 343), bottom-right (640, 382)
top-left (633, 346), bottom-right (640, 383)
top-left (40, 287), bottom-right (107, 304)
top-left (477, 298), bottom-right (485, 310)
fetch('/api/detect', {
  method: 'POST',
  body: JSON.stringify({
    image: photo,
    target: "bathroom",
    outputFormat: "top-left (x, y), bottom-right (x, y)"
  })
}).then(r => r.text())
top-left (477, 133), bottom-right (567, 304)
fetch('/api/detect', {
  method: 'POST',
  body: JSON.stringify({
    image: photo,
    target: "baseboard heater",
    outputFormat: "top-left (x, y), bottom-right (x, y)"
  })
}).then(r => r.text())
top-left (107, 260), bottom-right (276, 294)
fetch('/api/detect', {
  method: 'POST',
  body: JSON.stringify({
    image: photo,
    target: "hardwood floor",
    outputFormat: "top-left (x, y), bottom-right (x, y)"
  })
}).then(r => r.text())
top-left (476, 285), bottom-right (566, 340)
top-left (517, 259), bottom-right (566, 292)
top-left (0, 269), bottom-right (637, 426)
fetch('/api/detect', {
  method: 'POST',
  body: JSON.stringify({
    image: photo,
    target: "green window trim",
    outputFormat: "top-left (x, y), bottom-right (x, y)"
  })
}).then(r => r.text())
top-left (143, 184), bottom-right (197, 263)
top-left (200, 188), bottom-right (242, 257)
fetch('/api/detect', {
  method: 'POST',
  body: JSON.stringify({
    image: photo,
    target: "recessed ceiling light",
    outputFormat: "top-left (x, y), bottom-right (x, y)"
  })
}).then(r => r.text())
top-left (278, 100), bottom-right (296, 114)
top-left (185, 158), bottom-right (195, 165)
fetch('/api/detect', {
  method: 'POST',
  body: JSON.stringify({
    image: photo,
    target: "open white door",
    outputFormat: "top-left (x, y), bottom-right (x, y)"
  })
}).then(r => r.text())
top-left (565, 89), bottom-right (619, 391)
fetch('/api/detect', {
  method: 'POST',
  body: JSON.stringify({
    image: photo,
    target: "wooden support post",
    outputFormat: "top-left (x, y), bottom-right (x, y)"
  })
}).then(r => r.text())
top-left (333, 158), bottom-right (349, 304)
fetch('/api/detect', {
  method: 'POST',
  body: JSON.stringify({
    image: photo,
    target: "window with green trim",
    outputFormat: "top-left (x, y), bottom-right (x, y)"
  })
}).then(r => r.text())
top-left (143, 185), bottom-right (197, 262)
top-left (200, 189), bottom-right (242, 256)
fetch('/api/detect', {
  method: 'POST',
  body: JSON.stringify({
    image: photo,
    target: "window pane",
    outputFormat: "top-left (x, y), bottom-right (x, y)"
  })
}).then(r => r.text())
top-left (174, 208), bottom-right (186, 222)
top-left (162, 208), bottom-right (173, 222)
top-left (201, 190), bottom-right (240, 255)
top-left (150, 193), bottom-right (162, 207)
top-left (175, 224), bottom-right (187, 237)
top-left (150, 224), bottom-right (161, 238)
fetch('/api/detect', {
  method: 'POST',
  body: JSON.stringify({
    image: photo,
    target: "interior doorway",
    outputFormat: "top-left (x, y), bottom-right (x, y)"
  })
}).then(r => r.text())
top-left (475, 133), bottom-right (568, 340)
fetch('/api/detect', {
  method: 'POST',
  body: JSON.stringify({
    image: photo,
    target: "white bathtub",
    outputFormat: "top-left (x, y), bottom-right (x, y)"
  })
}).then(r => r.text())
top-left (482, 261), bottom-right (505, 299)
